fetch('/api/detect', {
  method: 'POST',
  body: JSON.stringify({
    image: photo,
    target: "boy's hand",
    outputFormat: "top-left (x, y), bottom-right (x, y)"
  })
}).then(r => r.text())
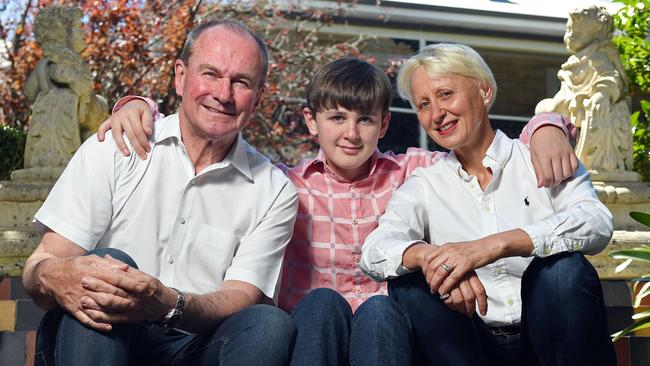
top-left (97, 99), bottom-right (153, 160)
top-left (530, 126), bottom-right (579, 188)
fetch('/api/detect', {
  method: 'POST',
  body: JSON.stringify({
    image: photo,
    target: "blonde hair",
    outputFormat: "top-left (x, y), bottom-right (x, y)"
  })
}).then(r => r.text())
top-left (397, 43), bottom-right (497, 110)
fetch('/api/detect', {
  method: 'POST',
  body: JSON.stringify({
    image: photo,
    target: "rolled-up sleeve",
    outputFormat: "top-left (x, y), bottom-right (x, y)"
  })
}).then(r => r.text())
top-left (521, 163), bottom-right (613, 257)
top-left (361, 172), bottom-right (430, 281)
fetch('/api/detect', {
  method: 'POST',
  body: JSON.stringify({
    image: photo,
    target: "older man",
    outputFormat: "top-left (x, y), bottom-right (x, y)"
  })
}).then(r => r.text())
top-left (22, 20), bottom-right (298, 366)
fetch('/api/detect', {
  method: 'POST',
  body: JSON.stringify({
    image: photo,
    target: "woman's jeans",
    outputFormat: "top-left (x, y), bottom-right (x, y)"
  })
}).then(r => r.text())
top-left (389, 252), bottom-right (616, 366)
top-left (34, 248), bottom-right (295, 366)
top-left (289, 288), bottom-right (412, 366)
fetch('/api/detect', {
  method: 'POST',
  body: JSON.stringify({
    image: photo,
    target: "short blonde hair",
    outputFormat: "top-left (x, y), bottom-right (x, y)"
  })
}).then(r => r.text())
top-left (397, 43), bottom-right (498, 110)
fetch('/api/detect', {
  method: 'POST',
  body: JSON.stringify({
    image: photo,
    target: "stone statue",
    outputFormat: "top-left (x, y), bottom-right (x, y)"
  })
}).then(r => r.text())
top-left (535, 5), bottom-right (637, 181)
top-left (23, 6), bottom-right (107, 171)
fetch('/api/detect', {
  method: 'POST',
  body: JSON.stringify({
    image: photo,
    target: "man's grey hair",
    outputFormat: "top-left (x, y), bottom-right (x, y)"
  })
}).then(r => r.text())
top-left (180, 19), bottom-right (269, 87)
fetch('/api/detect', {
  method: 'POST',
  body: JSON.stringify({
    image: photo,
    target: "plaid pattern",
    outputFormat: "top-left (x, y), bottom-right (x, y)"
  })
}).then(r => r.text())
top-left (278, 148), bottom-right (444, 311)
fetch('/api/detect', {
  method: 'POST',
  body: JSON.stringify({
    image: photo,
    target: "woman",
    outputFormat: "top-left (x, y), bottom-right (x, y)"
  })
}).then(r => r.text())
top-left (360, 43), bottom-right (615, 366)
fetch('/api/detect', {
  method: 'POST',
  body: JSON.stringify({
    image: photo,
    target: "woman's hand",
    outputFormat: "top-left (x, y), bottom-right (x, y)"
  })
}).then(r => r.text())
top-left (441, 271), bottom-right (487, 317)
top-left (97, 99), bottom-right (153, 159)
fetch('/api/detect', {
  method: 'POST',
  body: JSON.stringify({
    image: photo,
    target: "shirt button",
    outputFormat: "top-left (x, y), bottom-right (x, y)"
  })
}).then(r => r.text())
top-left (179, 217), bottom-right (186, 224)
top-left (354, 288), bottom-right (361, 294)
top-left (168, 256), bottom-right (174, 264)
top-left (507, 299), bottom-right (514, 305)
top-left (544, 247), bottom-right (551, 255)
top-left (352, 219), bottom-right (358, 225)
top-left (350, 184), bottom-right (356, 191)
top-left (354, 256), bottom-right (360, 263)
top-left (495, 267), bottom-right (503, 275)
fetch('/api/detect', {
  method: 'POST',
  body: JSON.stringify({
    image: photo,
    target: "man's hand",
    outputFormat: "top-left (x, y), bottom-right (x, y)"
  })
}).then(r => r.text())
top-left (80, 265), bottom-right (176, 326)
top-left (530, 126), bottom-right (579, 188)
top-left (37, 255), bottom-right (132, 332)
top-left (97, 99), bottom-right (153, 160)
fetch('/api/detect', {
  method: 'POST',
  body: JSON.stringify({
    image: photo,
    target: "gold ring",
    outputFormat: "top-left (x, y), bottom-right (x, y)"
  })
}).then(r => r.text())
top-left (440, 263), bottom-right (453, 273)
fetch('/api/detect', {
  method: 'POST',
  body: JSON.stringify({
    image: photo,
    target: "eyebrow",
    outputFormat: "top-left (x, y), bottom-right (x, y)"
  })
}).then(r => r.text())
top-left (197, 64), bottom-right (255, 83)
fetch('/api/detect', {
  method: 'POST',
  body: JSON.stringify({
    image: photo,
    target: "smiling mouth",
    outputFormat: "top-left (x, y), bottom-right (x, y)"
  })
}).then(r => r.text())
top-left (436, 121), bottom-right (457, 132)
top-left (339, 145), bottom-right (362, 154)
top-left (202, 104), bottom-right (233, 115)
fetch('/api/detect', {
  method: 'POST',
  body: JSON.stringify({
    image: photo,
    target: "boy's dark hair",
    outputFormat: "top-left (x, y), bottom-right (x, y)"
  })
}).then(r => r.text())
top-left (306, 58), bottom-right (392, 116)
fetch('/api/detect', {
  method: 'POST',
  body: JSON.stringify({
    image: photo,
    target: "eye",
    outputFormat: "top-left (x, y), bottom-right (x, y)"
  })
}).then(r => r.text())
top-left (233, 79), bottom-right (251, 88)
top-left (416, 100), bottom-right (430, 111)
top-left (329, 115), bottom-right (345, 123)
top-left (359, 116), bottom-right (374, 124)
top-left (202, 71), bottom-right (217, 78)
top-left (439, 90), bottom-right (453, 99)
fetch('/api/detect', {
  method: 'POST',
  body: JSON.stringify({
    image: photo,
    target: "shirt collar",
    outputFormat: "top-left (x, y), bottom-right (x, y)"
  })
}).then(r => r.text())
top-left (302, 149), bottom-right (400, 180)
top-left (153, 114), bottom-right (253, 181)
top-left (448, 130), bottom-right (513, 180)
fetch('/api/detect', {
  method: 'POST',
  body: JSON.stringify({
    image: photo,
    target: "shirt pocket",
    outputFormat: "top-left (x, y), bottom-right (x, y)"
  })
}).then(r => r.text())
top-left (188, 224), bottom-right (238, 292)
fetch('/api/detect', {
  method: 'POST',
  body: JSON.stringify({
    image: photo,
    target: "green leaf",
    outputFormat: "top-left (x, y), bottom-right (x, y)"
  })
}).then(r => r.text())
top-left (630, 212), bottom-right (650, 227)
top-left (612, 314), bottom-right (650, 342)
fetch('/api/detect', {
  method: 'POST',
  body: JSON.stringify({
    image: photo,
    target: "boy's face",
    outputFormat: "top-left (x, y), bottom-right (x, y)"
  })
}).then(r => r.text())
top-left (304, 105), bottom-right (390, 182)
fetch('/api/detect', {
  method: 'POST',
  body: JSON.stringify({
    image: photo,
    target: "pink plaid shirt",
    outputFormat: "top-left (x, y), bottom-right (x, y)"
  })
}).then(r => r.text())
top-left (278, 148), bottom-right (445, 311)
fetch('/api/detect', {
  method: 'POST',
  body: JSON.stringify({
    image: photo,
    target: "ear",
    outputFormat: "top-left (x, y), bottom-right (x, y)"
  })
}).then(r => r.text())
top-left (303, 107), bottom-right (319, 136)
top-left (480, 87), bottom-right (493, 107)
top-left (251, 85), bottom-right (266, 114)
top-left (378, 112), bottom-right (391, 138)
top-left (174, 60), bottom-right (186, 97)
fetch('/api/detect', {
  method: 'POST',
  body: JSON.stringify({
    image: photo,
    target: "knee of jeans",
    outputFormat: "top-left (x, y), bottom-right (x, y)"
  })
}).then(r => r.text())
top-left (86, 248), bottom-right (138, 269)
top-left (354, 295), bottom-right (411, 332)
top-left (294, 288), bottom-right (351, 316)
top-left (355, 295), bottom-right (402, 319)
top-left (244, 304), bottom-right (295, 338)
top-left (525, 252), bottom-right (598, 297)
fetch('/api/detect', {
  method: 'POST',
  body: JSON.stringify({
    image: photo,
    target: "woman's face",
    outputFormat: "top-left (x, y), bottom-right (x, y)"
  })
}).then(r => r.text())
top-left (409, 68), bottom-right (492, 154)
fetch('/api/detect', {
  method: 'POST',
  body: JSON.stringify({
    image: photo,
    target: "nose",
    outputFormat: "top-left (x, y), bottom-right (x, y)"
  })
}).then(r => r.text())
top-left (430, 104), bottom-right (446, 125)
top-left (213, 78), bottom-right (233, 103)
top-left (344, 122), bottom-right (361, 141)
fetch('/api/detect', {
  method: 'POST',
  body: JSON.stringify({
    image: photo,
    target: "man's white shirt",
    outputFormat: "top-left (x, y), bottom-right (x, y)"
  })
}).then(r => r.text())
top-left (361, 130), bottom-right (612, 326)
top-left (35, 113), bottom-right (298, 298)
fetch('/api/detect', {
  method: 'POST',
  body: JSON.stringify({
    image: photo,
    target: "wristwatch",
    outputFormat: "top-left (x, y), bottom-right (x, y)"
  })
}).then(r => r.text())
top-left (156, 287), bottom-right (185, 328)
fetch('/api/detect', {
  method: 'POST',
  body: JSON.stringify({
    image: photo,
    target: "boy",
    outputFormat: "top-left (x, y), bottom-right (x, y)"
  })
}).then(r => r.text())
top-left (99, 57), bottom-right (576, 365)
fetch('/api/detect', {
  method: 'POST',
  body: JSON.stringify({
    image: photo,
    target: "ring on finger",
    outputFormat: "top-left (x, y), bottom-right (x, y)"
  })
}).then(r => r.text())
top-left (440, 263), bottom-right (453, 273)
top-left (439, 293), bottom-right (451, 300)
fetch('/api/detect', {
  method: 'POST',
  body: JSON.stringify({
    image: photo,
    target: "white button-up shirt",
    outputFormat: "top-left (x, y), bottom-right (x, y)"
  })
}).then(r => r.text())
top-left (35, 114), bottom-right (298, 298)
top-left (361, 130), bottom-right (612, 326)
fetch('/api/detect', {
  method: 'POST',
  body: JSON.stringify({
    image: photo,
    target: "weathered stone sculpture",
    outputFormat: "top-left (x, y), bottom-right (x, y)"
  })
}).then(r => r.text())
top-left (22, 6), bottom-right (107, 175)
top-left (0, 6), bottom-right (107, 276)
top-left (536, 5), bottom-right (638, 181)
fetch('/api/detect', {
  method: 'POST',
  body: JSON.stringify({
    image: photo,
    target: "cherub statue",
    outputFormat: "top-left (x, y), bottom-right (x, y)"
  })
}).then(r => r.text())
top-left (23, 6), bottom-right (107, 169)
top-left (536, 5), bottom-right (635, 179)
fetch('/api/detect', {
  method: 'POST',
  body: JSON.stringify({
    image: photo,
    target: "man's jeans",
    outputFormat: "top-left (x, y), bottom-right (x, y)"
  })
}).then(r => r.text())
top-left (34, 248), bottom-right (295, 366)
top-left (289, 288), bottom-right (412, 366)
top-left (389, 252), bottom-right (616, 366)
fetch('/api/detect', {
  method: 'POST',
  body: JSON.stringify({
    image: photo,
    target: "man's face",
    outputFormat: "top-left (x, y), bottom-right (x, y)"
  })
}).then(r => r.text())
top-left (174, 26), bottom-right (265, 144)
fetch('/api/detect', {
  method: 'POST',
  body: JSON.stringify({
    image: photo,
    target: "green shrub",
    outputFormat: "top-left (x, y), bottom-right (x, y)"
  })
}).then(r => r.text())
top-left (0, 125), bottom-right (26, 180)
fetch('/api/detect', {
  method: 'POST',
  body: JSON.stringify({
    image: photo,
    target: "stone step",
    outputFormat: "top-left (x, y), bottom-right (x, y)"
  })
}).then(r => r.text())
top-left (0, 300), bottom-right (44, 332)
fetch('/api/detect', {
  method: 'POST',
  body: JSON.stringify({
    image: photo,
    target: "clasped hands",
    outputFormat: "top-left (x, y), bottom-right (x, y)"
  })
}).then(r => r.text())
top-left (411, 240), bottom-right (496, 318)
top-left (40, 254), bottom-right (175, 332)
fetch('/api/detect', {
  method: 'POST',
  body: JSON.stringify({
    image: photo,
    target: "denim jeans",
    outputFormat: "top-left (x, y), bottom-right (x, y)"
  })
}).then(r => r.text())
top-left (289, 288), bottom-right (412, 366)
top-left (34, 248), bottom-right (295, 366)
top-left (388, 252), bottom-right (616, 366)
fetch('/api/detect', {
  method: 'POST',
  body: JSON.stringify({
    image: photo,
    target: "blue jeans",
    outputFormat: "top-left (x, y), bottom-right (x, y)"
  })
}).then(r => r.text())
top-left (389, 252), bottom-right (615, 366)
top-left (34, 248), bottom-right (295, 366)
top-left (289, 288), bottom-right (412, 366)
